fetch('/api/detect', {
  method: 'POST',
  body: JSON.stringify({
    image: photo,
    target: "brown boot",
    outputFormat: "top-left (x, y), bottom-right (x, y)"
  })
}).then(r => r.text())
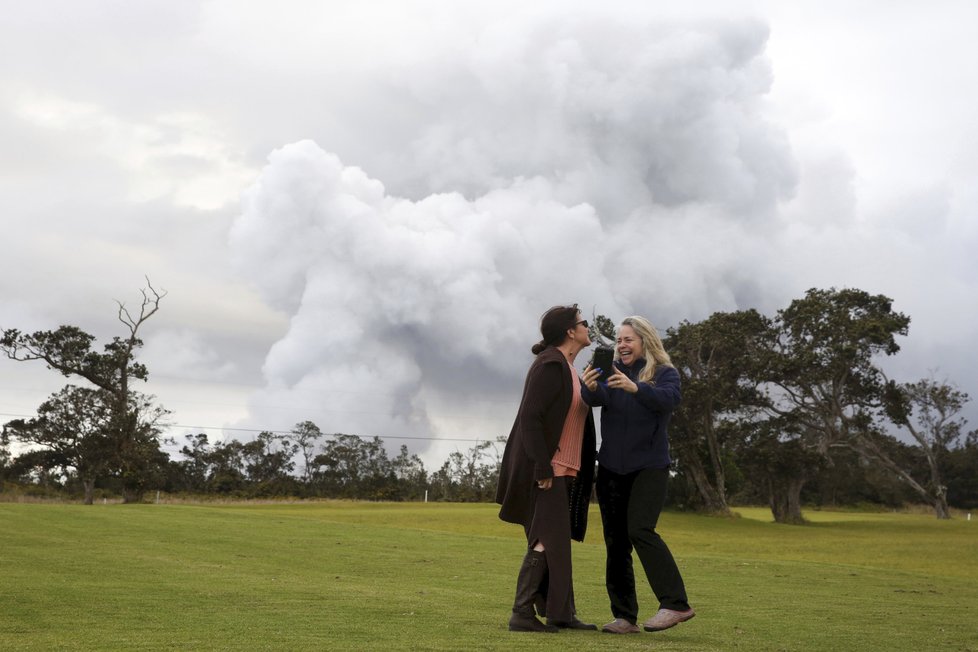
top-left (547, 617), bottom-right (598, 631)
top-left (508, 550), bottom-right (559, 633)
top-left (533, 565), bottom-right (548, 618)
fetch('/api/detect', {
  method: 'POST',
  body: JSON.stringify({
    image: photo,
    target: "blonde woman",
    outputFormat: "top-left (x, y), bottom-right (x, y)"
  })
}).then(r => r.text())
top-left (581, 316), bottom-right (694, 635)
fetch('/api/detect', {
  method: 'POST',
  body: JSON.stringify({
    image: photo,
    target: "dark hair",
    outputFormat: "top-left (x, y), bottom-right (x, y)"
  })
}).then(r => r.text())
top-left (531, 304), bottom-right (580, 355)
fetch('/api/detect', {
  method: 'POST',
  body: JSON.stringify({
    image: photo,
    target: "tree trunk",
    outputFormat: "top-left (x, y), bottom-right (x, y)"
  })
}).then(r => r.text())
top-left (82, 478), bottom-right (95, 505)
top-left (122, 486), bottom-right (143, 504)
top-left (851, 437), bottom-right (952, 520)
top-left (680, 446), bottom-right (730, 514)
top-left (933, 485), bottom-right (951, 520)
top-left (703, 417), bottom-right (728, 508)
top-left (927, 456), bottom-right (951, 520)
top-left (768, 476), bottom-right (807, 525)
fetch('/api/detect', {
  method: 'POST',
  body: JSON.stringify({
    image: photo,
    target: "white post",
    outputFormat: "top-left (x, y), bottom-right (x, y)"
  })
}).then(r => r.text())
top-left (424, 489), bottom-right (428, 503)
top-left (969, 513), bottom-right (972, 521)
top-left (155, 490), bottom-right (160, 504)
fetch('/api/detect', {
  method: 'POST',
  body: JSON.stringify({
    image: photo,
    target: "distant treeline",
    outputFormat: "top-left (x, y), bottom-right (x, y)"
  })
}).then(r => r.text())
top-left (3, 284), bottom-right (977, 522)
top-left (4, 424), bottom-right (977, 517)
top-left (1, 426), bottom-right (499, 504)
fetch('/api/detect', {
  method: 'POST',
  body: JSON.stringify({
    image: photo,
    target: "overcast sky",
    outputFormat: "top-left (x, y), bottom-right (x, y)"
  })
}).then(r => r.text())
top-left (2, 0), bottom-right (977, 469)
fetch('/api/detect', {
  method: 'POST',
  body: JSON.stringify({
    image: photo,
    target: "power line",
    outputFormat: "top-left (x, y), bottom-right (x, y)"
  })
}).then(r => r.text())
top-left (2, 377), bottom-right (520, 417)
top-left (164, 423), bottom-right (490, 443)
top-left (0, 412), bottom-right (494, 444)
top-left (144, 373), bottom-right (521, 407)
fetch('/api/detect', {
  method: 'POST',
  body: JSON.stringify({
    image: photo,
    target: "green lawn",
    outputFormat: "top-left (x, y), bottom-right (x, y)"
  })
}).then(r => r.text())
top-left (1, 501), bottom-right (976, 651)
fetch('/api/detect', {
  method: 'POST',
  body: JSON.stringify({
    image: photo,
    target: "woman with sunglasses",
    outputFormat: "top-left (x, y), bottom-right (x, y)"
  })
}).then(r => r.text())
top-left (495, 304), bottom-right (598, 633)
top-left (581, 315), bottom-right (693, 635)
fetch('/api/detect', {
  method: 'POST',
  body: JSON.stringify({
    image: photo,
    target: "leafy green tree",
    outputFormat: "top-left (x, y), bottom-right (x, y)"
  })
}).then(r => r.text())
top-left (242, 431), bottom-right (299, 495)
top-left (737, 418), bottom-right (824, 524)
top-left (881, 377), bottom-right (970, 518)
top-left (205, 439), bottom-right (247, 494)
top-left (1, 424), bottom-right (13, 482)
top-left (430, 439), bottom-right (501, 502)
top-left (313, 434), bottom-right (390, 498)
top-left (666, 309), bottom-right (767, 514)
top-left (5, 448), bottom-right (65, 489)
top-left (289, 421), bottom-right (324, 484)
top-left (390, 444), bottom-right (427, 500)
top-left (753, 288), bottom-right (910, 523)
top-left (2, 385), bottom-right (114, 504)
top-left (111, 392), bottom-right (170, 502)
top-left (587, 313), bottom-right (618, 348)
top-left (1, 281), bottom-right (169, 503)
top-left (945, 431), bottom-right (978, 510)
top-left (175, 433), bottom-right (212, 492)
top-left (805, 443), bottom-right (919, 508)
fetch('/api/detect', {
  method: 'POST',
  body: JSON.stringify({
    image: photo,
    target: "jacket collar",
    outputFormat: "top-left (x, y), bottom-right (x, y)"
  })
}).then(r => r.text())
top-left (538, 345), bottom-right (569, 366)
top-left (618, 357), bottom-right (647, 378)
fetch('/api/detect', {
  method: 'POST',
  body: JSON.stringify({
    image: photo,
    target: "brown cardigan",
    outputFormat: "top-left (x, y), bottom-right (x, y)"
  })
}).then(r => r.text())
top-left (495, 346), bottom-right (596, 541)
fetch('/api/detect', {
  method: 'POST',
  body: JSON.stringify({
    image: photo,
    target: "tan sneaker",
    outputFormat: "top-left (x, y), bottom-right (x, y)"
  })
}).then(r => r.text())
top-left (601, 618), bottom-right (640, 634)
top-left (642, 608), bottom-right (695, 632)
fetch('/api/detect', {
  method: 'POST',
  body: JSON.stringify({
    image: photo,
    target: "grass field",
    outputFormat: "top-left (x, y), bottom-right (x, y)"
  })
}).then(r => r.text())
top-left (1, 501), bottom-right (976, 651)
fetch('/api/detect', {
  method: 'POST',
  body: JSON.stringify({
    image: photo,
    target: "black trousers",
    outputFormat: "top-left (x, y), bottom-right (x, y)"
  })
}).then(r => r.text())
top-left (523, 476), bottom-right (576, 622)
top-left (596, 466), bottom-right (690, 622)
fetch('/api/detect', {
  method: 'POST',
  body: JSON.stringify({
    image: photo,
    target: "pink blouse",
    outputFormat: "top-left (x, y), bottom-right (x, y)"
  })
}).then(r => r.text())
top-left (552, 365), bottom-right (587, 478)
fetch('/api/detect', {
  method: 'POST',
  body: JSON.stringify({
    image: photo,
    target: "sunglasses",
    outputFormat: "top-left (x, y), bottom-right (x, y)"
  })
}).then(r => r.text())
top-left (576, 320), bottom-right (589, 329)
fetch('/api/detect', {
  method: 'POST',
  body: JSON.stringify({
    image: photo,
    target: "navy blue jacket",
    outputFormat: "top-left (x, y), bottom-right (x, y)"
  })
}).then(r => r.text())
top-left (581, 358), bottom-right (681, 474)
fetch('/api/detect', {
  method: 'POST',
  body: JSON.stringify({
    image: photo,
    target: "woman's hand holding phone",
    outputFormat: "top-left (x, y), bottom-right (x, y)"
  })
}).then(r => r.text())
top-left (582, 364), bottom-right (602, 391)
top-left (590, 347), bottom-right (614, 381)
top-left (607, 367), bottom-right (638, 393)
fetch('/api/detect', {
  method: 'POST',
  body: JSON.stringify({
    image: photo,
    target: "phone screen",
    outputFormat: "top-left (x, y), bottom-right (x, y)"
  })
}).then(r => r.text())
top-left (591, 346), bottom-right (614, 381)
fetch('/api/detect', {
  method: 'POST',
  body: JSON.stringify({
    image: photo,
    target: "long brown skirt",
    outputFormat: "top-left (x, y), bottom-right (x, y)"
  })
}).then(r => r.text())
top-left (524, 476), bottom-right (576, 622)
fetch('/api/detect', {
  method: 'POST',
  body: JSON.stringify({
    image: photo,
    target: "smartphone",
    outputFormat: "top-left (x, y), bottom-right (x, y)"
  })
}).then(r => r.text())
top-left (590, 346), bottom-right (615, 382)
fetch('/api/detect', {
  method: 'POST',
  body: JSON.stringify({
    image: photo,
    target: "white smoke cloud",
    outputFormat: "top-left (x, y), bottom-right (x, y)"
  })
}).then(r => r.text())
top-left (362, 15), bottom-right (797, 222)
top-left (225, 13), bottom-right (808, 460)
top-left (227, 8), bottom-right (978, 462)
top-left (230, 141), bottom-right (616, 447)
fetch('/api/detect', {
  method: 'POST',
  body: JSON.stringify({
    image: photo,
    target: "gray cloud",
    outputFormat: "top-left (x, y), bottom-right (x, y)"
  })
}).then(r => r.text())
top-left (225, 10), bottom-right (978, 455)
top-left (229, 141), bottom-right (615, 444)
top-left (347, 16), bottom-right (797, 222)
top-left (224, 12), bottom-right (800, 453)
top-left (2, 1), bottom-right (977, 464)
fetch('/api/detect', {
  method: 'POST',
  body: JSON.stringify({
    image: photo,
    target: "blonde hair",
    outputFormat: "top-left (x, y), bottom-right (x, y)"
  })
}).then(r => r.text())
top-left (619, 316), bottom-right (673, 384)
